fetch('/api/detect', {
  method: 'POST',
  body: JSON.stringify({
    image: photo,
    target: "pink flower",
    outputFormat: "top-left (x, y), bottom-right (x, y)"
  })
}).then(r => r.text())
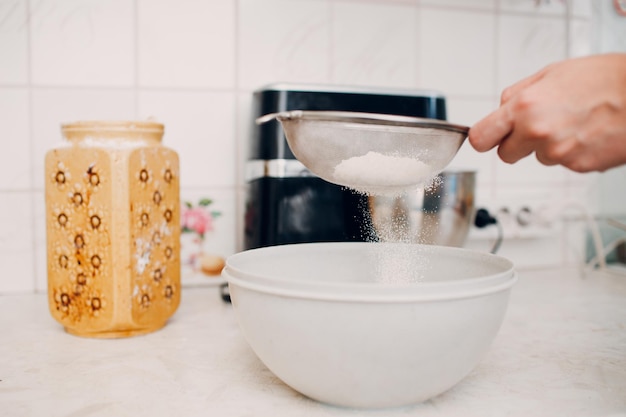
top-left (181, 206), bottom-right (214, 238)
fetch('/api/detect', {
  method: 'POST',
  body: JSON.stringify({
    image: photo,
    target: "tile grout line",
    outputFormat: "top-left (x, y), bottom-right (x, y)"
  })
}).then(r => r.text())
top-left (0, 84), bottom-right (241, 93)
top-left (328, 0), bottom-right (334, 83)
top-left (26, 0), bottom-right (38, 293)
top-left (561, 0), bottom-right (572, 267)
top-left (133, 0), bottom-right (140, 118)
top-left (414, 1), bottom-right (420, 89)
top-left (490, 0), bottom-right (500, 202)
top-left (233, 0), bottom-right (243, 252)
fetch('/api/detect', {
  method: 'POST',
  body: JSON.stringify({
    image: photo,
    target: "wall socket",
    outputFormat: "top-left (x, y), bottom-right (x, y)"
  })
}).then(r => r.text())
top-left (470, 202), bottom-right (559, 241)
top-left (466, 202), bottom-right (564, 268)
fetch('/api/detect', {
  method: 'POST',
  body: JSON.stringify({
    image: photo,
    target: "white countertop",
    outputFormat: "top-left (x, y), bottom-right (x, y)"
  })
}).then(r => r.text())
top-left (2, 267), bottom-right (626, 417)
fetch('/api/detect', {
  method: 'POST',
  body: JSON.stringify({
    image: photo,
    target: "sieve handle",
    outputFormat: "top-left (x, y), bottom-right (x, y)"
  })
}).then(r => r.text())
top-left (255, 113), bottom-right (279, 125)
top-left (256, 111), bottom-right (304, 125)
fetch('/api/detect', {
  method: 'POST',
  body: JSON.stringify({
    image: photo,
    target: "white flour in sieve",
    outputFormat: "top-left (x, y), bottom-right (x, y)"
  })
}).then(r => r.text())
top-left (333, 151), bottom-right (433, 196)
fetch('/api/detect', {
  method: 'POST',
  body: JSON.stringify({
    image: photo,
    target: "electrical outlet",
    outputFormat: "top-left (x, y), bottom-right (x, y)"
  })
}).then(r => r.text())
top-left (470, 201), bottom-right (558, 241)
top-left (467, 197), bottom-right (599, 269)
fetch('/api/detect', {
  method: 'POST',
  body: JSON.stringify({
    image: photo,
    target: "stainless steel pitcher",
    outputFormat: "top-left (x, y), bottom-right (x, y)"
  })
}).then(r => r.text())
top-left (368, 170), bottom-right (475, 247)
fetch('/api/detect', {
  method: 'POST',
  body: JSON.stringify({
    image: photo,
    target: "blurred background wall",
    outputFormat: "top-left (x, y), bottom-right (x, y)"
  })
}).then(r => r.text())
top-left (0, 0), bottom-right (624, 293)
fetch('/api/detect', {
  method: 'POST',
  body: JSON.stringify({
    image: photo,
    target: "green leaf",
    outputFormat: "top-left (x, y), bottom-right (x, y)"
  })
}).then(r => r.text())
top-left (198, 198), bottom-right (213, 207)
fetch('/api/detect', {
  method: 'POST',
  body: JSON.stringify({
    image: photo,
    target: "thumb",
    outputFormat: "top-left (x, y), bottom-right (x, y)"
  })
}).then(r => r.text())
top-left (468, 103), bottom-right (515, 152)
top-left (469, 67), bottom-right (547, 152)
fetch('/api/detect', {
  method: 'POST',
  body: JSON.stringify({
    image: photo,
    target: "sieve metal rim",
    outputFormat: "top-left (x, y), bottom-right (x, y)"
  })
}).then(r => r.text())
top-left (256, 110), bottom-right (470, 135)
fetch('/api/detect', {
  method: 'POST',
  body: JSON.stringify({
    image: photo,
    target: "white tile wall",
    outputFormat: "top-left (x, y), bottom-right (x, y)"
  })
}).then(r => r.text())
top-left (33, 191), bottom-right (47, 292)
top-left (331, 2), bottom-right (418, 88)
top-left (0, 0), bottom-right (621, 293)
top-left (30, 0), bottom-right (135, 86)
top-left (238, 0), bottom-right (331, 89)
top-left (0, 89), bottom-right (30, 189)
top-left (0, 0), bottom-right (29, 84)
top-left (499, 0), bottom-right (567, 15)
top-left (421, 0), bottom-right (496, 10)
top-left (419, 8), bottom-right (496, 96)
top-left (570, 0), bottom-right (592, 18)
top-left (137, 90), bottom-right (237, 188)
top-left (137, 0), bottom-right (236, 88)
top-left (496, 14), bottom-right (567, 92)
top-left (569, 19), bottom-right (592, 57)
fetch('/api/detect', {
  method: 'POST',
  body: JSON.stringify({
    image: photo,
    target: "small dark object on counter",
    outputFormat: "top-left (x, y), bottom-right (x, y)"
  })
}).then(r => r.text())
top-left (474, 208), bottom-right (503, 254)
top-left (220, 283), bottom-right (231, 303)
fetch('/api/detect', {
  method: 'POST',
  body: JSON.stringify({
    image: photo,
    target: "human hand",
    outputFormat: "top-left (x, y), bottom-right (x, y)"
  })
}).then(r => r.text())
top-left (468, 54), bottom-right (626, 172)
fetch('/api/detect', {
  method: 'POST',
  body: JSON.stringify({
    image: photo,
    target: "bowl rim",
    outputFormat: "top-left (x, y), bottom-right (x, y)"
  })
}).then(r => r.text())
top-left (223, 242), bottom-right (516, 302)
top-left (225, 270), bottom-right (517, 303)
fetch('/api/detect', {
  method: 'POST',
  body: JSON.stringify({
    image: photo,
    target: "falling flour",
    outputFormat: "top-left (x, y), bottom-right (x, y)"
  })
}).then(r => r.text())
top-left (333, 151), bottom-right (438, 284)
top-left (369, 243), bottom-right (433, 285)
top-left (333, 151), bottom-right (432, 196)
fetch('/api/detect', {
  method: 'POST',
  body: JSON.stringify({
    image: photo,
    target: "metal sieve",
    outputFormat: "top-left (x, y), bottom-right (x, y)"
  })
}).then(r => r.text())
top-left (256, 110), bottom-right (469, 195)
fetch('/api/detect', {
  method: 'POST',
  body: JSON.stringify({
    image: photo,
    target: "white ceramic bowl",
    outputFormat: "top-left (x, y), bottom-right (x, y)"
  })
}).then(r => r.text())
top-left (223, 242), bottom-right (516, 409)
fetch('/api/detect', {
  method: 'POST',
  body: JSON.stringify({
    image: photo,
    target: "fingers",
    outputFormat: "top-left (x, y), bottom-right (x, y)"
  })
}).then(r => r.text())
top-left (495, 110), bottom-right (560, 164)
top-left (499, 67), bottom-right (547, 104)
top-left (468, 102), bottom-right (515, 152)
top-left (469, 66), bottom-right (548, 156)
top-left (534, 149), bottom-right (560, 166)
top-left (496, 131), bottom-right (536, 164)
top-left (534, 135), bottom-right (581, 168)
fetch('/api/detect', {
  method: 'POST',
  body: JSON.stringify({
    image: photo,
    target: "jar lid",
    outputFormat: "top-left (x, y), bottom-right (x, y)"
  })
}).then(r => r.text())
top-left (61, 120), bottom-right (164, 134)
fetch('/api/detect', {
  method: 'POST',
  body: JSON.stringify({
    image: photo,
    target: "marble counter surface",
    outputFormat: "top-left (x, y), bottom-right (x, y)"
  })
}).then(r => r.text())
top-left (1, 267), bottom-right (626, 417)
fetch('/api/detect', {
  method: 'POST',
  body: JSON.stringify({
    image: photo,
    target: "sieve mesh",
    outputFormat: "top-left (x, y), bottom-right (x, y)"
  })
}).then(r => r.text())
top-left (257, 111), bottom-right (469, 195)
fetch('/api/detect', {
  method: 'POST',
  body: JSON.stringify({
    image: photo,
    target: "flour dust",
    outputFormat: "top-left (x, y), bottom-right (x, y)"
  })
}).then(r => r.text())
top-left (337, 153), bottom-right (442, 285)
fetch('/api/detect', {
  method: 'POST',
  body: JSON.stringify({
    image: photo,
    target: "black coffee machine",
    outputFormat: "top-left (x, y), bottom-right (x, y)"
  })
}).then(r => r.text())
top-left (244, 84), bottom-right (448, 250)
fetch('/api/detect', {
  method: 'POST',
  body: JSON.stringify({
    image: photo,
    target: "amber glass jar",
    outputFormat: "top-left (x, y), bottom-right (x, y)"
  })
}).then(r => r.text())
top-left (45, 121), bottom-right (181, 338)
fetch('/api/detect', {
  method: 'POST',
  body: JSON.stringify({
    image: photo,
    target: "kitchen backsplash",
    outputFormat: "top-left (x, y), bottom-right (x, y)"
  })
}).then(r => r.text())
top-left (0, 0), bottom-right (623, 293)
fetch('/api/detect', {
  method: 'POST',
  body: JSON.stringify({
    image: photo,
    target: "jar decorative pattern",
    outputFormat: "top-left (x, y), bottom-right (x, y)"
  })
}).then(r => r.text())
top-left (45, 121), bottom-right (180, 338)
